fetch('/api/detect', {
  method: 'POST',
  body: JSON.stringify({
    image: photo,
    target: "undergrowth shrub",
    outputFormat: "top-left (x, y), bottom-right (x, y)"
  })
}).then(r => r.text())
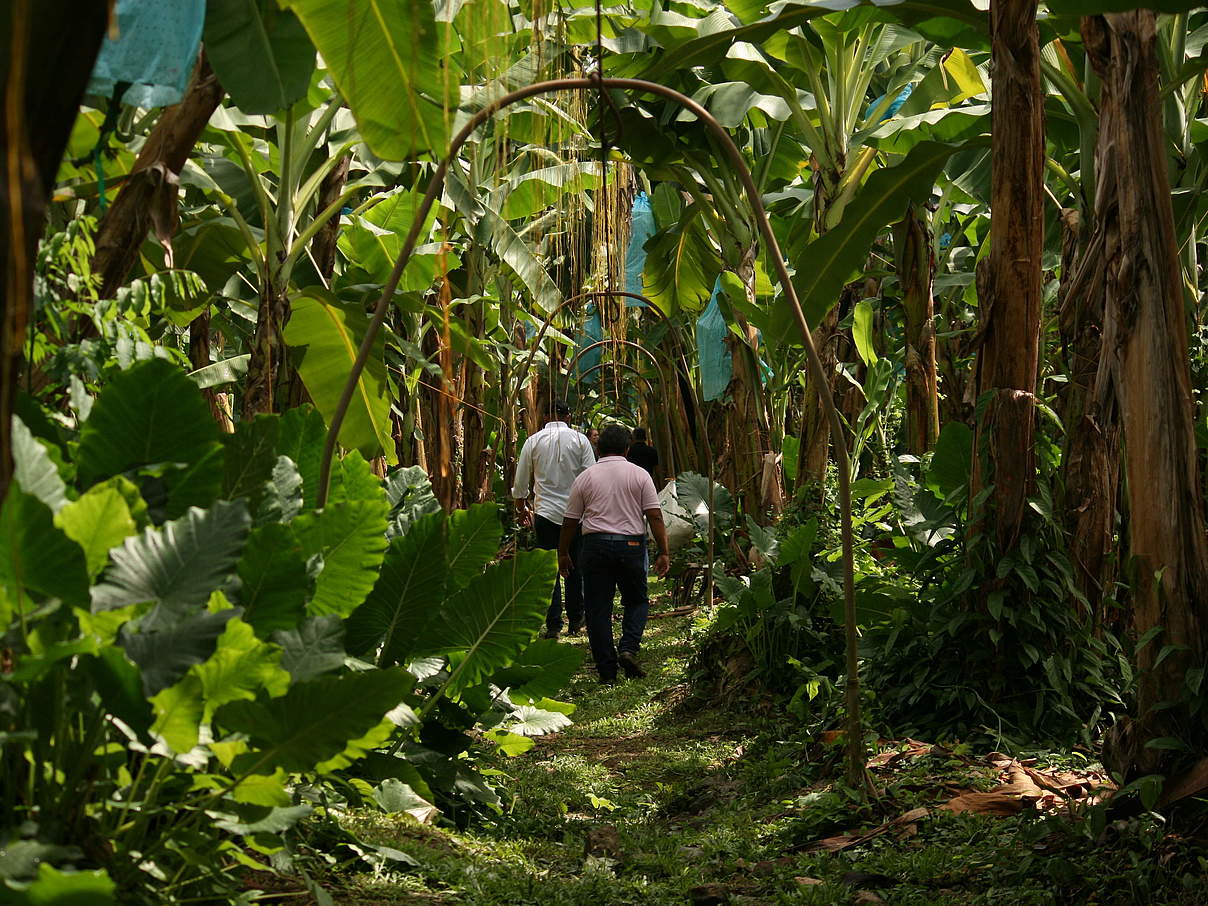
top-left (0, 359), bottom-right (577, 903)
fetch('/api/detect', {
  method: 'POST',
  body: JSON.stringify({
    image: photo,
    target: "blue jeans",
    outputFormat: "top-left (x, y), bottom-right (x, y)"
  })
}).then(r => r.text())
top-left (535, 515), bottom-right (582, 633)
top-left (578, 534), bottom-right (649, 680)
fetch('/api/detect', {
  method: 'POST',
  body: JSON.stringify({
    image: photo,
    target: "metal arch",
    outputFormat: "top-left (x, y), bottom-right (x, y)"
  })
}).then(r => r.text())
top-left (573, 360), bottom-right (653, 391)
top-left (314, 74), bottom-right (861, 786)
top-left (502, 288), bottom-right (696, 429)
top-left (561, 338), bottom-right (666, 401)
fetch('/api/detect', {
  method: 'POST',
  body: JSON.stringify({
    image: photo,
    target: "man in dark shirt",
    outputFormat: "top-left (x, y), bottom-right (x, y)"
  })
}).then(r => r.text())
top-left (626, 427), bottom-right (659, 484)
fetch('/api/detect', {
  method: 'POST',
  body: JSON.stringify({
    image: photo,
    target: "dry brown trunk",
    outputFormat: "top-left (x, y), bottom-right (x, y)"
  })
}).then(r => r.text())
top-left (1084, 11), bottom-right (1208, 775)
top-left (91, 56), bottom-right (224, 300)
top-left (2, 0), bottom-right (107, 500)
top-left (188, 310), bottom-right (234, 432)
top-left (797, 306), bottom-right (840, 486)
top-left (1057, 204), bottom-right (1119, 620)
top-left (970, 0), bottom-right (1045, 555)
top-left (310, 154), bottom-right (350, 280)
top-left (241, 285), bottom-right (290, 417)
top-left (461, 302), bottom-right (490, 506)
top-left (895, 205), bottom-right (940, 454)
top-left (724, 248), bottom-right (779, 522)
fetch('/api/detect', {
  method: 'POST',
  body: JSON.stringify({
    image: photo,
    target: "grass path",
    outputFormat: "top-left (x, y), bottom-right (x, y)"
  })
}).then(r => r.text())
top-left (332, 592), bottom-right (1208, 906)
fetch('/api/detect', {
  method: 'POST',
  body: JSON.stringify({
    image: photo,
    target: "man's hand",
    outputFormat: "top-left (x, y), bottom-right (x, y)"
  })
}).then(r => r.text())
top-left (558, 550), bottom-right (574, 578)
top-left (654, 551), bottom-right (670, 578)
top-left (515, 499), bottom-right (532, 528)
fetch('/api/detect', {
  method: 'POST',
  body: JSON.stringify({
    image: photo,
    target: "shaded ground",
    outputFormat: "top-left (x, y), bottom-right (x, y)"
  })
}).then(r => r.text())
top-left (322, 589), bottom-right (1208, 905)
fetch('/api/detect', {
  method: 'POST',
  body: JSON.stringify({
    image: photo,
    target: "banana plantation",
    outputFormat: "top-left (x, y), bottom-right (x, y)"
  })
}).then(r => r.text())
top-left (7, 0), bottom-right (1208, 902)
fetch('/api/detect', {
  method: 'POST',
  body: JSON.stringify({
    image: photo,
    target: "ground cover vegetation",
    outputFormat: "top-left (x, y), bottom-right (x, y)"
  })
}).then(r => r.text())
top-left (6, 0), bottom-right (1208, 901)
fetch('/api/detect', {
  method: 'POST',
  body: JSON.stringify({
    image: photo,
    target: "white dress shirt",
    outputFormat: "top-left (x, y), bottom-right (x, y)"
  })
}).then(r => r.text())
top-left (511, 421), bottom-right (596, 522)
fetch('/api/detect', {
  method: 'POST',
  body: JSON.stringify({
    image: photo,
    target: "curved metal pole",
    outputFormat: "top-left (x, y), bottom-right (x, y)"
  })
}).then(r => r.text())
top-left (500, 289), bottom-right (689, 432)
top-left (561, 338), bottom-right (673, 473)
top-left (573, 360), bottom-right (653, 391)
top-left (561, 338), bottom-right (665, 401)
top-left (316, 75), bottom-right (862, 788)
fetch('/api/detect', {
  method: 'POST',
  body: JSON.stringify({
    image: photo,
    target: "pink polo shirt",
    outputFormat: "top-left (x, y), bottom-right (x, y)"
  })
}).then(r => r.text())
top-left (564, 456), bottom-right (660, 535)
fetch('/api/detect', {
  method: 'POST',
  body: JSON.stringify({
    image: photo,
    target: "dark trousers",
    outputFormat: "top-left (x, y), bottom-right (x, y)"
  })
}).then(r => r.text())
top-left (578, 534), bottom-right (649, 680)
top-left (534, 515), bottom-right (582, 633)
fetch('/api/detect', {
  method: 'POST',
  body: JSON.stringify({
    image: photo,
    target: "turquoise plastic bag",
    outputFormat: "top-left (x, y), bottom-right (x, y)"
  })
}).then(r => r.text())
top-left (624, 192), bottom-right (656, 306)
top-left (88, 0), bottom-right (205, 107)
top-left (574, 302), bottom-right (603, 385)
top-left (696, 278), bottom-right (732, 401)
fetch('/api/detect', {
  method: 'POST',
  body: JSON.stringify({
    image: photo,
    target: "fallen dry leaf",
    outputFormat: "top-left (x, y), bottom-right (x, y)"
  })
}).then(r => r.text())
top-left (799, 807), bottom-right (929, 853)
top-left (795, 877), bottom-right (824, 887)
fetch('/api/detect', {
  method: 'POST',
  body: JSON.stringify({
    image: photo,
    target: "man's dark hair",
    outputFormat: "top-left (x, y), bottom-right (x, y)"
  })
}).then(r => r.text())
top-left (598, 424), bottom-right (631, 457)
top-left (550, 400), bottom-right (570, 419)
top-left (632, 427), bottom-right (647, 442)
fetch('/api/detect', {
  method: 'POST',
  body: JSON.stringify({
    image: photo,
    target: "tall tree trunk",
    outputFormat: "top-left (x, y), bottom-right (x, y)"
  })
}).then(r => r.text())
top-left (797, 307), bottom-right (839, 486)
top-left (1084, 10), bottom-right (1208, 777)
top-left (91, 55), bottom-right (224, 300)
top-left (241, 284), bottom-right (290, 417)
top-left (725, 250), bottom-right (778, 522)
top-left (1, 0), bottom-right (108, 501)
top-left (970, 0), bottom-right (1045, 555)
top-left (895, 204), bottom-right (940, 454)
top-left (188, 310), bottom-right (234, 432)
top-left (1057, 204), bottom-right (1119, 621)
top-left (461, 301), bottom-right (490, 506)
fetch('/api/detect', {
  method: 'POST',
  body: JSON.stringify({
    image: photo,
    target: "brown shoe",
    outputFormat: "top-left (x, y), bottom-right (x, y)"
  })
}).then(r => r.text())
top-left (618, 651), bottom-right (646, 679)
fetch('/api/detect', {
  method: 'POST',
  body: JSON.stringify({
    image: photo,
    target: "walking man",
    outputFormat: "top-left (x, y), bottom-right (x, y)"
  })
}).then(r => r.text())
top-left (513, 401), bottom-right (596, 639)
top-left (559, 425), bottom-right (670, 685)
top-left (625, 426), bottom-right (660, 484)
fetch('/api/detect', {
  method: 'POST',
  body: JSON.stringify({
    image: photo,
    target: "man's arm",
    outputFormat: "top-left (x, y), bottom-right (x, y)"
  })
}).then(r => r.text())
top-left (512, 437), bottom-right (534, 525)
top-left (558, 517), bottom-right (580, 577)
top-left (644, 508), bottom-right (670, 578)
top-left (577, 435), bottom-right (596, 471)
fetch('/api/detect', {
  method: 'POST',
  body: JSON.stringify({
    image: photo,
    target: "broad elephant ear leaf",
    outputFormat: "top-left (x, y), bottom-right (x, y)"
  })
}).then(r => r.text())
top-left (446, 504), bottom-right (502, 591)
top-left (236, 522), bottom-right (310, 636)
top-left (423, 550), bottom-right (557, 695)
top-left (283, 291), bottom-right (396, 465)
top-left (204, 0), bottom-right (315, 115)
top-left (272, 615), bottom-right (347, 682)
top-left (11, 415), bottom-right (68, 512)
top-left (489, 638), bottom-right (585, 703)
top-left (0, 487), bottom-right (89, 606)
top-left (292, 499), bottom-right (389, 618)
top-left (218, 668), bottom-right (414, 773)
top-left (676, 471), bottom-right (734, 532)
top-left (344, 510), bottom-right (448, 662)
top-left (55, 483), bottom-right (139, 578)
top-left (76, 358), bottom-right (222, 487)
top-left (91, 500), bottom-right (252, 622)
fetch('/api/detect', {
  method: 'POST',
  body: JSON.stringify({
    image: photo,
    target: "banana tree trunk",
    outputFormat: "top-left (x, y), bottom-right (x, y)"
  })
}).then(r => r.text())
top-left (91, 55), bottom-right (223, 300)
top-left (1057, 206), bottom-right (1119, 622)
top-left (1085, 10), bottom-right (1208, 777)
top-left (1, 0), bottom-right (107, 501)
top-left (188, 310), bottom-right (234, 432)
top-left (895, 204), bottom-right (940, 454)
top-left (241, 283), bottom-right (290, 417)
top-left (797, 307), bottom-right (840, 487)
top-left (970, 0), bottom-right (1045, 555)
top-left (461, 302), bottom-right (491, 506)
top-left (724, 249), bottom-right (779, 522)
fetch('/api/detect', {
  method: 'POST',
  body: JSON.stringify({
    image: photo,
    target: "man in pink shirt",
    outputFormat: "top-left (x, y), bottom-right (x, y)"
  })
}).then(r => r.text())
top-left (559, 425), bottom-right (670, 685)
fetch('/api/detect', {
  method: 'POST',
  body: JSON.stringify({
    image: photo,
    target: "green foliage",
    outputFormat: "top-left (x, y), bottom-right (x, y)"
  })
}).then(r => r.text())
top-left (284, 291), bottom-right (397, 464)
top-left (203, 0), bottom-right (316, 115)
top-left (280, 0), bottom-right (458, 159)
top-left (0, 359), bottom-right (575, 903)
top-left (75, 359), bottom-right (220, 486)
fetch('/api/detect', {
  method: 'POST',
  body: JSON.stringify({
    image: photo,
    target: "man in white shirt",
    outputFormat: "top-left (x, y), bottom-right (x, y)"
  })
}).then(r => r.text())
top-left (513, 400), bottom-right (596, 639)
